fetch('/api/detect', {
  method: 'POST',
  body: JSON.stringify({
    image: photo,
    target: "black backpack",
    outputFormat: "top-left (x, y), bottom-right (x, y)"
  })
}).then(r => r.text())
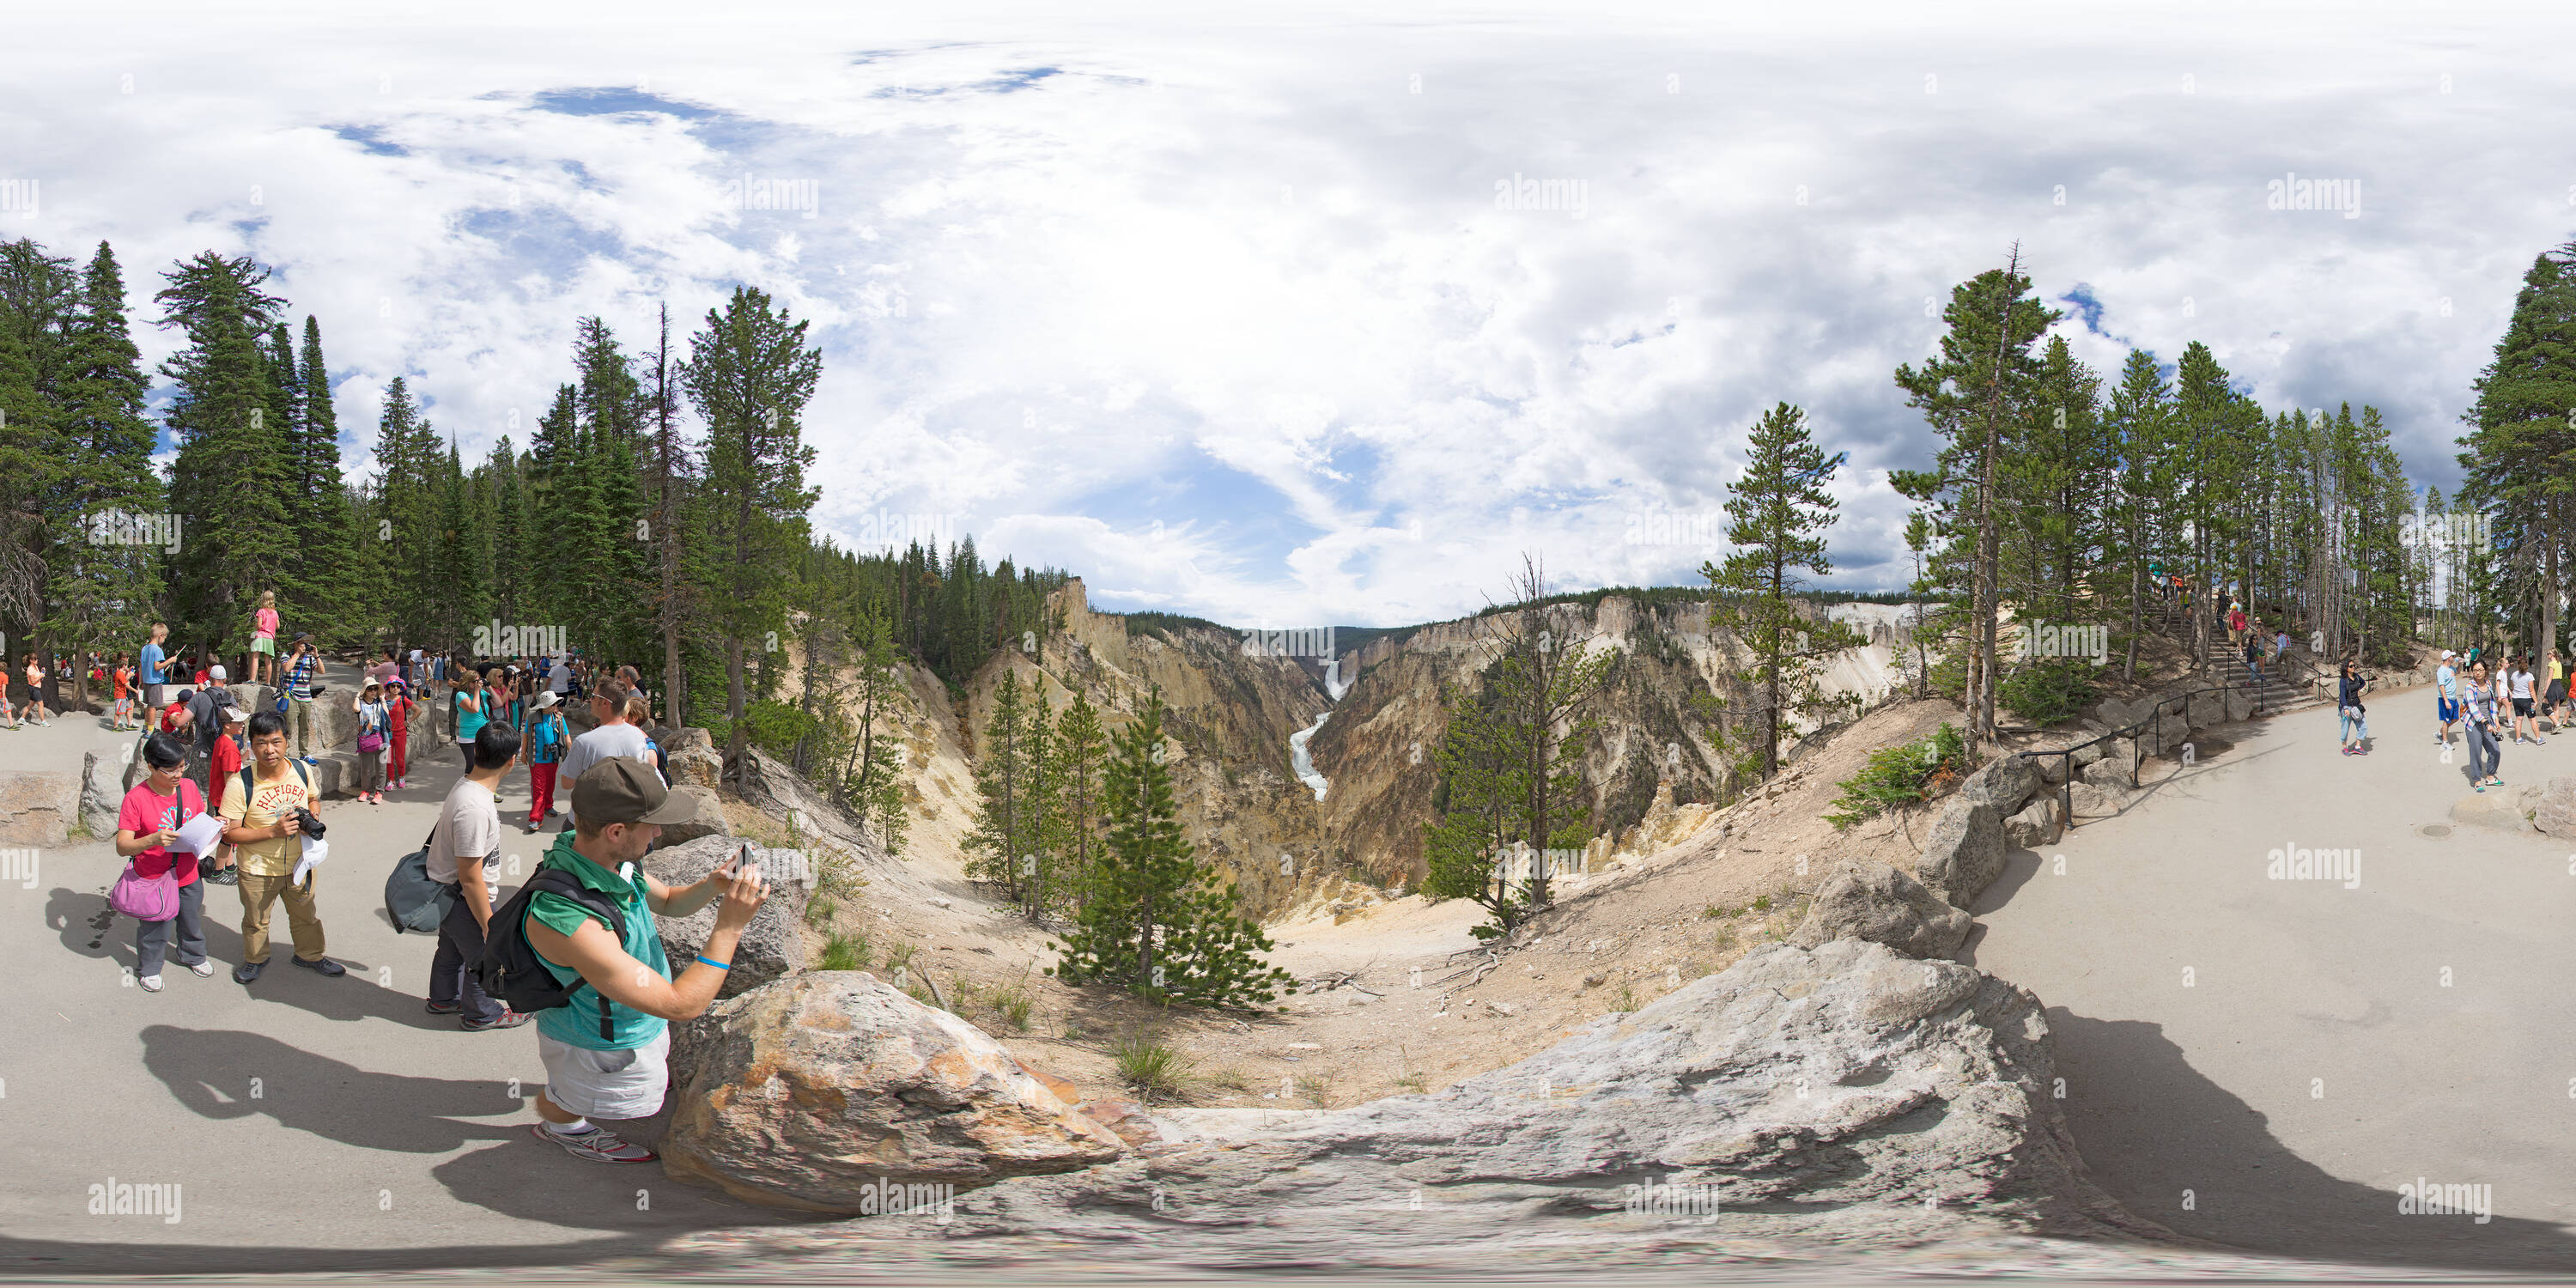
top-left (472, 866), bottom-right (629, 1042)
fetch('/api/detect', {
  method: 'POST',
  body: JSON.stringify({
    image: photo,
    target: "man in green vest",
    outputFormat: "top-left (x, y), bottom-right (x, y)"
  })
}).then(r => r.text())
top-left (523, 756), bottom-right (769, 1163)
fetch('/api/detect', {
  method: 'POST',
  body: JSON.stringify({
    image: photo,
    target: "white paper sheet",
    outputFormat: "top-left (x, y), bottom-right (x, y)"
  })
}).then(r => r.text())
top-left (173, 811), bottom-right (226, 858)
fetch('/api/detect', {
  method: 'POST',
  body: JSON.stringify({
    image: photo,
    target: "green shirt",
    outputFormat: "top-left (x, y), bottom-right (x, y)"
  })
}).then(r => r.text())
top-left (526, 830), bottom-right (669, 1050)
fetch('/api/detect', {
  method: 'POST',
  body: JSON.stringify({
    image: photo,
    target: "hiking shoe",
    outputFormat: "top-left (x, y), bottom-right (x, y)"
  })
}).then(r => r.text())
top-left (426, 999), bottom-right (462, 1015)
top-left (234, 960), bottom-right (265, 983)
top-left (532, 1122), bottom-right (657, 1163)
top-left (463, 1010), bottom-right (533, 1031)
top-left (187, 958), bottom-right (216, 977)
top-left (139, 973), bottom-right (163, 992)
top-left (204, 866), bottom-right (239, 886)
top-left (291, 955), bottom-right (346, 977)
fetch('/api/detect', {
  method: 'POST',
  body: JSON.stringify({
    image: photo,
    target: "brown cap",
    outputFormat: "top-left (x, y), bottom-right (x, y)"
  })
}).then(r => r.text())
top-left (572, 756), bottom-right (696, 827)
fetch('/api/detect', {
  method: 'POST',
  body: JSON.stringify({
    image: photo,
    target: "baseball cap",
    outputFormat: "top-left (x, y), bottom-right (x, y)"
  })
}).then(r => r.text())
top-left (222, 705), bottom-right (248, 724)
top-left (210, 665), bottom-right (228, 682)
top-left (2442, 650), bottom-right (2457, 659)
top-left (573, 756), bottom-right (696, 827)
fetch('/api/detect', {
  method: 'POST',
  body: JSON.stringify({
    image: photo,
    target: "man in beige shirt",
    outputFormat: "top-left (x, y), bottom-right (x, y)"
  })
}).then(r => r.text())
top-left (219, 709), bottom-right (341, 982)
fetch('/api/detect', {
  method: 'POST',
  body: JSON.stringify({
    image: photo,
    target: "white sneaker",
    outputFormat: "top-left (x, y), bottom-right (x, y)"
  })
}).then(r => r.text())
top-left (188, 959), bottom-right (216, 977)
top-left (139, 974), bottom-right (163, 992)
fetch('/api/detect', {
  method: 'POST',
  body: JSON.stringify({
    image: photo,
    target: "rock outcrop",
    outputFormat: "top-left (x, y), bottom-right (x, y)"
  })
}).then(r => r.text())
top-left (0, 769), bottom-right (80, 846)
top-left (842, 939), bottom-right (2164, 1251)
top-left (663, 972), bottom-right (1125, 1211)
top-left (1915, 799), bottom-right (2004, 908)
top-left (645, 833), bottom-right (807, 996)
top-left (1956, 756), bottom-right (2038, 817)
top-left (1790, 861), bottom-right (1971, 959)
top-left (2531, 777), bottom-right (2576, 838)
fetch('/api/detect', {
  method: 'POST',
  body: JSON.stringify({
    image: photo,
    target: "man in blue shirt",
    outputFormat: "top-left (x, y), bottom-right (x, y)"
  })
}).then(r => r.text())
top-left (140, 622), bottom-right (169, 709)
top-left (2435, 649), bottom-right (2459, 747)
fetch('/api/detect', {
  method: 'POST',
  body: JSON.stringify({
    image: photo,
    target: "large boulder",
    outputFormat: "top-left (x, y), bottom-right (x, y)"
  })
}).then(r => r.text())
top-left (1914, 799), bottom-right (2004, 909)
top-left (1789, 861), bottom-right (1971, 959)
top-left (666, 740), bottom-right (723, 792)
top-left (0, 770), bottom-right (80, 847)
top-left (79, 750), bottom-right (121, 837)
top-left (864, 939), bottom-right (2169, 1250)
top-left (2079, 751), bottom-right (2134, 792)
top-left (1955, 756), bottom-right (2038, 817)
top-left (2224, 689), bottom-right (2253, 723)
top-left (645, 832), bottom-right (806, 996)
top-left (2451, 789), bottom-right (2537, 834)
top-left (2065, 779), bottom-right (2123, 818)
top-left (663, 972), bottom-right (1126, 1212)
top-left (2004, 794), bottom-right (2062, 848)
top-left (2531, 777), bottom-right (2576, 838)
top-left (734, 745), bottom-right (866, 848)
top-left (2187, 690), bottom-right (2224, 730)
top-left (654, 785), bottom-right (733, 846)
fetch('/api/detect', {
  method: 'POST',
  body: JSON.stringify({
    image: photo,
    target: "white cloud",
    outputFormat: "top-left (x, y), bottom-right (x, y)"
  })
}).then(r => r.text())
top-left (5, 3), bottom-right (2565, 627)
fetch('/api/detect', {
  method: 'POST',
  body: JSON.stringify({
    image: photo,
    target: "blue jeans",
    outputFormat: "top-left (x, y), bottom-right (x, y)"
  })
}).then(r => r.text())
top-left (2340, 707), bottom-right (2368, 745)
top-left (2467, 724), bottom-right (2501, 781)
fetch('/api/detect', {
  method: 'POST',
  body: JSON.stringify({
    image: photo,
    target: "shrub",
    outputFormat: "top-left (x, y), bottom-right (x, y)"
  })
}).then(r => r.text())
top-left (1826, 721), bottom-right (1971, 829)
top-left (818, 933), bottom-right (872, 972)
top-left (1998, 659), bottom-right (2100, 726)
top-left (1110, 1032), bottom-right (1195, 1103)
top-left (984, 982), bottom-right (1034, 1031)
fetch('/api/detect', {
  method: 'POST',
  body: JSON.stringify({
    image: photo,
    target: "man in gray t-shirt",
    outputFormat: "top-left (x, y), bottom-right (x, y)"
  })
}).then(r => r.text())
top-left (557, 678), bottom-right (650, 831)
top-left (428, 724), bottom-right (526, 1030)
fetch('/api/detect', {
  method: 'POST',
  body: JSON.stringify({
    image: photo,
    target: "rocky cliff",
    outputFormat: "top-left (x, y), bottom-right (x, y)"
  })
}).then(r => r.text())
top-left (924, 581), bottom-right (1921, 918)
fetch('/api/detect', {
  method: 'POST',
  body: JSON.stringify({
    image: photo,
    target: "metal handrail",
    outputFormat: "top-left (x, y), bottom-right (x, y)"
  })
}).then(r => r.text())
top-left (2009, 670), bottom-right (2275, 834)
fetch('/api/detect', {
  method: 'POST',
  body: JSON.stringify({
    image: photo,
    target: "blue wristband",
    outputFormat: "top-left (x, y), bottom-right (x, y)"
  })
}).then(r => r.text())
top-left (696, 955), bottom-right (731, 971)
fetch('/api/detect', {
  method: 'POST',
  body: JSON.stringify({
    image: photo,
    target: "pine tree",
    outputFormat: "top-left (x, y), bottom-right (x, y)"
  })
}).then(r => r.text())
top-left (1702, 402), bottom-right (1865, 779)
top-left (285, 316), bottom-right (363, 646)
top-left (681, 287), bottom-right (822, 770)
top-left (965, 670), bottom-right (1031, 898)
top-left (1892, 249), bottom-right (2058, 742)
top-left (1419, 678), bottom-right (1533, 939)
top-left (2459, 244), bottom-right (2576, 660)
top-left (44, 241), bottom-right (161, 708)
top-left (835, 605), bottom-right (910, 857)
top-left (1047, 690), bottom-right (1107, 917)
top-left (371, 377), bottom-right (445, 649)
top-left (157, 251), bottom-right (295, 657)
top-left (1051, 691), bottom-right (1293, 1009)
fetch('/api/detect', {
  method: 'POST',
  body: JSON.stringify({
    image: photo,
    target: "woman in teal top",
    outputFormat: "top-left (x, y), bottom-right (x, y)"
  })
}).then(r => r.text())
top-left (453, 667), bottom-right (487, 771)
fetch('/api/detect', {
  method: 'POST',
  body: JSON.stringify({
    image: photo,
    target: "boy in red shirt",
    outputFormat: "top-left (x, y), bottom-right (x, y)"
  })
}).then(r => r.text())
top-left (112, 659), bottom-right (134, 730)
top-left (202, 706), bottom-right (246, 885)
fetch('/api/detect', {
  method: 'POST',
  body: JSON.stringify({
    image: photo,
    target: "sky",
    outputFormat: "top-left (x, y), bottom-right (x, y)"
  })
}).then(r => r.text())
top-left (4, 1), bottom-right (2569, 629)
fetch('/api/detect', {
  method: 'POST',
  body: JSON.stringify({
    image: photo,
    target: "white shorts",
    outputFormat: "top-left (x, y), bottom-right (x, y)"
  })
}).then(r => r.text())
top-left (538, 1029), bottom-right (671, 1120)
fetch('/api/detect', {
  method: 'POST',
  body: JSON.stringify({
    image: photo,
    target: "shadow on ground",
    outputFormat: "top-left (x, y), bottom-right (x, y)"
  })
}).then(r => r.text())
top-left (2044, 1007), bottom-right (2576, 1273)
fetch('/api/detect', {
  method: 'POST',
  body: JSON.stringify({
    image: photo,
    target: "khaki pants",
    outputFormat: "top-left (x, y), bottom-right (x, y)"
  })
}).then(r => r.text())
top-left (289, 697), bottom-right (315, 757)
top-left (238, 868), bottom-right (326, 965)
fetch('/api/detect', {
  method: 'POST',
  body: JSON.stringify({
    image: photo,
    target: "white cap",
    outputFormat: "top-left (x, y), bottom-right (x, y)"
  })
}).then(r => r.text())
top-left (2442, 650), bottom-right (2457, 659)
top-left (222, 704), bottom-right (248, 723)
top-left (210, 665), bottom-right (228, 681)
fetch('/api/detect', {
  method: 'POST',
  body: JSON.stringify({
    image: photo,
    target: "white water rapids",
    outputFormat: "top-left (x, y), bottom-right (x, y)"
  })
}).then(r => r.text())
top-left (1289, 711), bottom-right (1330, 800)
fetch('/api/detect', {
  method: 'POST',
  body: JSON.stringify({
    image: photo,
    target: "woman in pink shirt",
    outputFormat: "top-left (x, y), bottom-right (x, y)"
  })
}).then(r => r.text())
top-left (251, 589), bottom-right (280, 688)
top-left (115, 734), bottom-right (214, 991)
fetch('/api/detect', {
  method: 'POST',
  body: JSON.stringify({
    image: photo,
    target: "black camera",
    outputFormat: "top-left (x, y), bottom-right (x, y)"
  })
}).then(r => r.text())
top-left (291, 805), bottom-right (326, 839)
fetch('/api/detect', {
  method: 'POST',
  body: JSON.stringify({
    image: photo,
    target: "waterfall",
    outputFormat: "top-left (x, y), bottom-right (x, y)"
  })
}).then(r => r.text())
top-left (1289, 711), bottom-right (1330, 800)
